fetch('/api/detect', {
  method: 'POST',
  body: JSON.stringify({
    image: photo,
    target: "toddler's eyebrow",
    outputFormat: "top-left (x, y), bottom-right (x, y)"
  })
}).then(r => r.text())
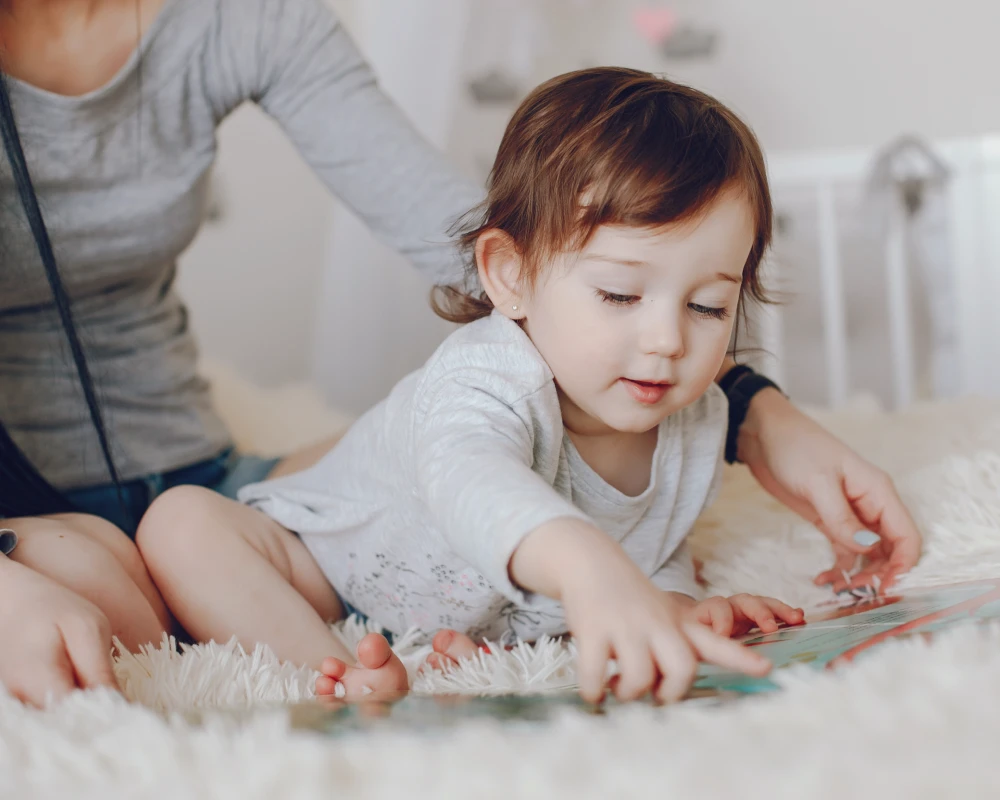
top-left (584, 254), bottom-right (742, 285)
top-left (583, 254), bottom-right (648, 268)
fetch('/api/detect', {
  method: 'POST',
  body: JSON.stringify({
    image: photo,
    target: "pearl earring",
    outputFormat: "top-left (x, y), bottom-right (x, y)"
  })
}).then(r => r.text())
top-left (512, 305), bottom-right (519, 312)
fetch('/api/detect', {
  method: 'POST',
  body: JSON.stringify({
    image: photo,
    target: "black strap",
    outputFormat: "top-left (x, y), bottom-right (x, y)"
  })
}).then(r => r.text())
top-left (720, 365), bottom-right (782, 465)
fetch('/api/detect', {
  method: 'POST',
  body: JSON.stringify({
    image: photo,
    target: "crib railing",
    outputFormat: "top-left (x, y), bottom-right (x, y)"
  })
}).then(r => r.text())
top-left (757, 135), bottom-right (1000, 410)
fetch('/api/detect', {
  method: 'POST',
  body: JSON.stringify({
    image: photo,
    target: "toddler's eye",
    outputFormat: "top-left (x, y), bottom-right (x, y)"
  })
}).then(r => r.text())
top-left (597, 290), bottom-right (640, 306)
top-left (689, 303), bottom-right (730, 320)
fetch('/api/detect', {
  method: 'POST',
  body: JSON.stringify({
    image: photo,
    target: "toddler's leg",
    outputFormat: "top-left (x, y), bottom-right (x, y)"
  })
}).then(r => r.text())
top-left (136, 486), bottom-right (407, 699)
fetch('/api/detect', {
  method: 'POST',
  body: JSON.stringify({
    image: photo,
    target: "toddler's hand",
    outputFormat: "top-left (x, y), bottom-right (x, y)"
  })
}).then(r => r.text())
top-left (687, 594), bottom-right (804, 638)
top-left (560, 557), bottom-right (772, 704)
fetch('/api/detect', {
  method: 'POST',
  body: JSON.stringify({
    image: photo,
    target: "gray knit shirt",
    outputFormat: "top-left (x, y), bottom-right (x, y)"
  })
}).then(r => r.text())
top-left (0, 0), bottom-right (481, 488)
top-left (239, 312), bottom-right (725, 642)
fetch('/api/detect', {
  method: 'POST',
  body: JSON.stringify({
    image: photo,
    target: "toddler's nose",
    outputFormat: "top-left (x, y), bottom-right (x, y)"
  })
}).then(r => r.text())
top-left (641, 312), bottom-right (685, 359)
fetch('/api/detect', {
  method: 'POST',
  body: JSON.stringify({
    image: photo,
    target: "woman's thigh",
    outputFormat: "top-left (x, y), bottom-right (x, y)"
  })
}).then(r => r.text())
top-left (50, 513), bottom-right (172, 628)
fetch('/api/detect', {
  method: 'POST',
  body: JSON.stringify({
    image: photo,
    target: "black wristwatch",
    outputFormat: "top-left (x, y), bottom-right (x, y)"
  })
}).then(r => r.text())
top-left (719, 365), bottom-right (783, 465)
top-left (0, 528), bottom-right (17, 556)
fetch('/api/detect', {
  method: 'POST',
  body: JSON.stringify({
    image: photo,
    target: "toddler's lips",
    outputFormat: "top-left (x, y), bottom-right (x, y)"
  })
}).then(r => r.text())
top-left (621, 378), bottom-right (672, 405)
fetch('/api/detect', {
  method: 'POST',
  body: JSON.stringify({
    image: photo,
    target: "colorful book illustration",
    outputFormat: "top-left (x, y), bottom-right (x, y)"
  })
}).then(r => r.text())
top-left (186, 580), bottom-right (1000, 734)
top-left (694, 578), bottom-right (1000, 694)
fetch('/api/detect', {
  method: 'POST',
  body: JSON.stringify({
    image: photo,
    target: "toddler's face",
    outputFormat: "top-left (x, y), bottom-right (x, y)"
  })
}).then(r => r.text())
top-left (521, 191), bottom-right (755, 436)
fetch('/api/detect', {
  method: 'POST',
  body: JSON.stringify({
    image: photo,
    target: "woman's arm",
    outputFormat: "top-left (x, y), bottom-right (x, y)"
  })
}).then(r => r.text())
top-left (715, 360), bottom-right (922, 590)
top-left (219, 0), bottom-right (484, 285)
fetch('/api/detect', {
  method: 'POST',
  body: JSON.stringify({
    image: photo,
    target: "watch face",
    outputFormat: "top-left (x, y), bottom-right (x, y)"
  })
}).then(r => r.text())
top-left (0, 529), bottom-right (17, 556)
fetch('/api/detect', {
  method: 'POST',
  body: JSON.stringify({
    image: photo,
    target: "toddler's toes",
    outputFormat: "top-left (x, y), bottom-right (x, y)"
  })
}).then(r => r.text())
top-left (315, 657), bottom-right (349, 697)
top-left (355, 632), bottom-right (394, 670)
top-left (432, 629), bottom-right (481, 663)
top-left (336, 633), bottom-right (408, 700)
top-left (320, 656), bottom-right (349, 680)
top-left (424, 651), bottom-right (457, 672)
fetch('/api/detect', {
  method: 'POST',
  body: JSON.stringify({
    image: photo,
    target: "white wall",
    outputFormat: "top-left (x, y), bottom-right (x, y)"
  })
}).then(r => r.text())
top-left (176, 105), bottom-right (333, 386)
top-left (309, 0), bottom-right (473, 414)
top-left (587, 0), bottom-right (1000, 152)
top-left (176, 0), bottom-right (1000, 408)
top-left (175, 0), bottom-right (357, 387)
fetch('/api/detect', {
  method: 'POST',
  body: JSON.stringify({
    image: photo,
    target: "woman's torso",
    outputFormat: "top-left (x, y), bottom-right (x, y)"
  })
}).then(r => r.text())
top-left (3, 0), bottom-right (261, 488)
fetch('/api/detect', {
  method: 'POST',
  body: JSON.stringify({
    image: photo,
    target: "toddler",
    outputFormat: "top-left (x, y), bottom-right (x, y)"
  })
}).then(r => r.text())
top-left (138, 67), bottom-right (803, 704)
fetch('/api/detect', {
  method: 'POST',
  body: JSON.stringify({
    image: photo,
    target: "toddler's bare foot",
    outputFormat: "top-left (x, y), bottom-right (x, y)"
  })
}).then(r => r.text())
top-left (426, 629), bottom-right (482, 671)
top-left (315, 632), bottom-right (408, 700)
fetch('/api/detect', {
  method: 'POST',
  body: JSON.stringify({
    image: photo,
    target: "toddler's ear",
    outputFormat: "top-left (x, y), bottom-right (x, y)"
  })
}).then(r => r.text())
top-left (475, 229), bottom-right (527, 320)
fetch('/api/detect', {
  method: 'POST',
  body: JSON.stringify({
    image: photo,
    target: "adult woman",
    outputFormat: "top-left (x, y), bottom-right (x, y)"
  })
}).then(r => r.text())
top-left (0, 0), bottom-right (920, 706)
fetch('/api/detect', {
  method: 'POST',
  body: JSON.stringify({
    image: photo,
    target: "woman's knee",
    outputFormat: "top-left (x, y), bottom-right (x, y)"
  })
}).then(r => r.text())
top-left (53, 513), bottom-right (152, 587)
top-left (54, 512), bottom-right (174, 632)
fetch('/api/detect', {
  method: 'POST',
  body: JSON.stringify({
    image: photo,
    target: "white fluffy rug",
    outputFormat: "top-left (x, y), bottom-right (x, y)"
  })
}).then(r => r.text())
top-left (4, 381), bottom-right (1000, 799)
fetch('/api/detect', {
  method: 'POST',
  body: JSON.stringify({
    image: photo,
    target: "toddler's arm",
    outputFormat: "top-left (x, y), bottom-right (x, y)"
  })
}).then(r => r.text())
top-left (415, 373), bottom-right (770, 702)
top-left (509, 517), bottom-right (771, 702)
top-left (414, 375), bottom-right (591, 605)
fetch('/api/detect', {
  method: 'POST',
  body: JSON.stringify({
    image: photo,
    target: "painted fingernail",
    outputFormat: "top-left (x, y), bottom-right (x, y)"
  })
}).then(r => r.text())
top-left (853, 530), bottom-right (881, 547)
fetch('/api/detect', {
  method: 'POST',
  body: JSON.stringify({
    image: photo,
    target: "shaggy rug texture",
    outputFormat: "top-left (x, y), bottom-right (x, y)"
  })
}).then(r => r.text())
top-left (2, 369), bottom-right (1000, 799)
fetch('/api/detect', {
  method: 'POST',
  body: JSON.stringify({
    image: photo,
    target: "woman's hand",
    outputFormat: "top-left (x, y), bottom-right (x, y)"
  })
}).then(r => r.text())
top-left (0, 556), bottom-right (119, 706)
top-left (682, 593), bottom-right (805, 638)
top-left (738, 387), bottom-right (922, 592)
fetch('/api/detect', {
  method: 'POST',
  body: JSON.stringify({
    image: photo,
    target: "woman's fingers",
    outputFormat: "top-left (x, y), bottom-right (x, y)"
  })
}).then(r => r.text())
top-left (807, 477), bottom-right (882, 558)
top-left (9, 651), bottom-right (77, 708)
top-left (60, 615), bottom-right (118, 692)
top-left (815, 543), bottom-right (861, 588)
top-left (845, 468), bottom-right (922, 577)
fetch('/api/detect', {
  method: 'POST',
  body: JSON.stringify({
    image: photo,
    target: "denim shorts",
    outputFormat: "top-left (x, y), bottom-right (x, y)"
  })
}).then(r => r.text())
top-left (63, 448), bottom-right (281, 538)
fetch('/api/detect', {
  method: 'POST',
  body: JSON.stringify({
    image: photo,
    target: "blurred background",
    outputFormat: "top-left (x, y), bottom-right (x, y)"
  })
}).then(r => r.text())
top-left (178, 0), bottom-right (1000, 415)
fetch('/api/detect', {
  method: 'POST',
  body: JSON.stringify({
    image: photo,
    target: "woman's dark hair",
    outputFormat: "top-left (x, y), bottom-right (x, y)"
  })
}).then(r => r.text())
top-left (0, 73), bottom-right (126, 520)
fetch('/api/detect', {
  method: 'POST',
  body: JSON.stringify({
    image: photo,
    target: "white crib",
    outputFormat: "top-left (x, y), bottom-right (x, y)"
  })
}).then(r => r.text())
top-left (754, 135), bottom-right (1000, 410)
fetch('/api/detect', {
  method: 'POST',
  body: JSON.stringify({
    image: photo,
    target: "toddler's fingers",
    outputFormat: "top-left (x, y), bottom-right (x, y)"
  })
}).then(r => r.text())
top-left (685, 622), bottom-right (771, 678)
top-left (612, 641), bottom-right (657, 702)
top-left (650, 632), bottom-right (697, 704)
top-left (763, 597), bottom-right (805, 625)
top-left (575, 636), bottom-right (611, 704)
top-left (703, 598), bottom-right (734, 636)
top-left (733, 595), bottom-right (779, 633)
